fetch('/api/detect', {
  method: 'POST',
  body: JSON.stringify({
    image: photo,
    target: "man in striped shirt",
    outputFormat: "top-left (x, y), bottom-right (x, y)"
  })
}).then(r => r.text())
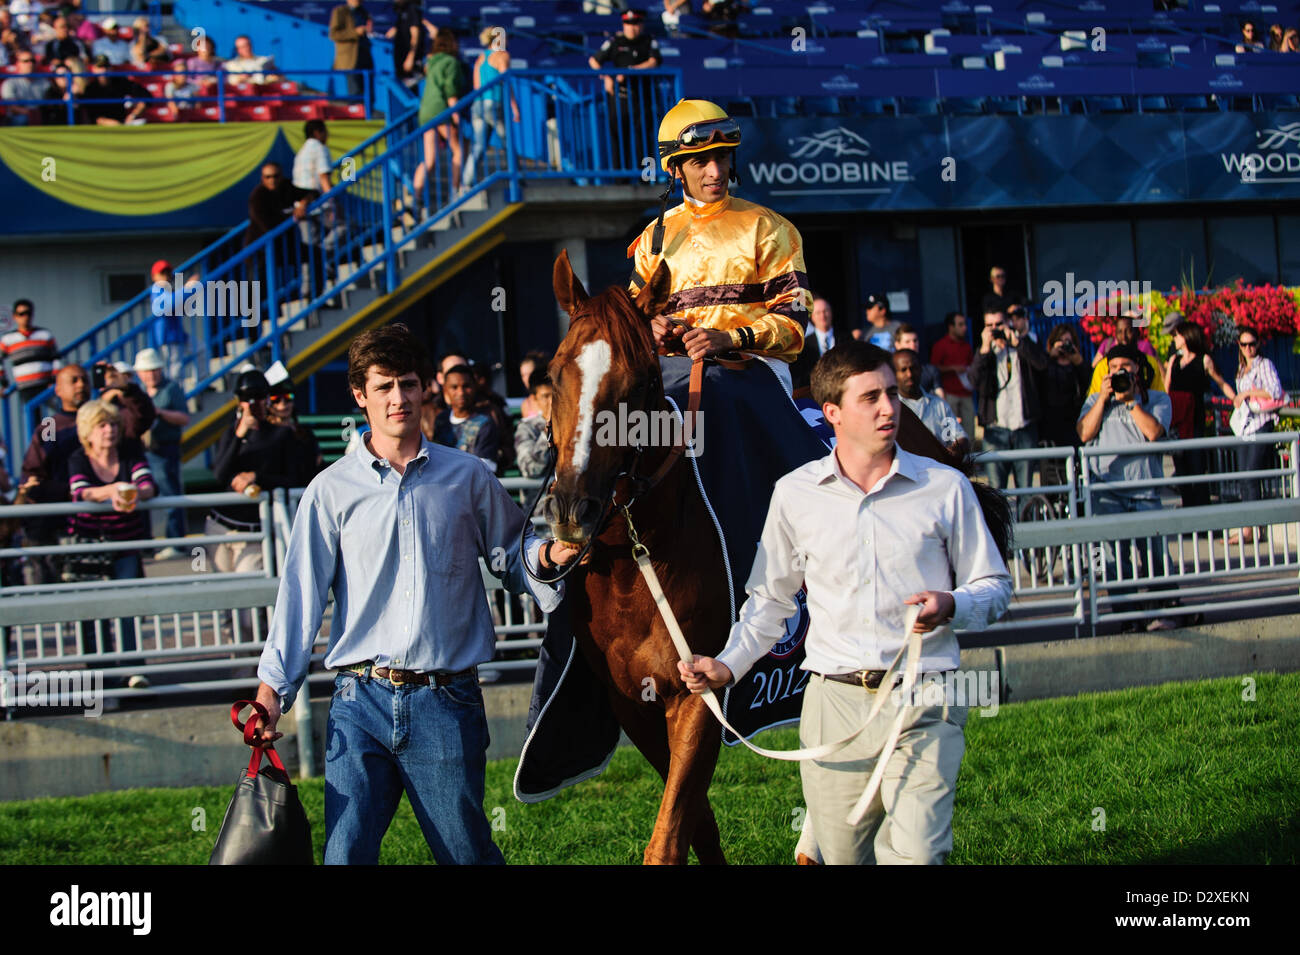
top-left (1, 299), bottom-right (59, 411)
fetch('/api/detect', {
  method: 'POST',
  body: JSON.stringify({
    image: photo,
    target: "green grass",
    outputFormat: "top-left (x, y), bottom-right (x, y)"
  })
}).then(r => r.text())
top-left (0, 673), bottom-right (1295, 864)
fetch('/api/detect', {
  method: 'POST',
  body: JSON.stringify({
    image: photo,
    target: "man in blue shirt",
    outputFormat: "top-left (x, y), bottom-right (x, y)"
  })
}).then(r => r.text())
top-left (252, 324), bottom-right (578, 864)
top-left (1077, 342), bottom-right (1176, 631)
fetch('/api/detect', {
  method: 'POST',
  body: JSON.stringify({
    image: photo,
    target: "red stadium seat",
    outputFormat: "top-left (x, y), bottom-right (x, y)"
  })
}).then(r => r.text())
top-left (144, 80), bottom-right (166, 98)
top-left (230, 103), bottom-right (273, 122)
top-left (325, 103), bottom-right (367, 119)
top-left (267, 80), bottom-right (299, 96)
top-left (276, 102), bottom-right (326, 121)
top-left (146, 105), bottom-right (176, 123)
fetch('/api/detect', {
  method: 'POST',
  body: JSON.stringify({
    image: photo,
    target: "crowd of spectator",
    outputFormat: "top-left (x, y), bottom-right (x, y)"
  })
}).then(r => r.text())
top-left (0, 1), bottom-right (291, 127)
top-left (791, 271), bottom-right (1293, 580)
top-left (1236, 20), bottom-right (1300, 53)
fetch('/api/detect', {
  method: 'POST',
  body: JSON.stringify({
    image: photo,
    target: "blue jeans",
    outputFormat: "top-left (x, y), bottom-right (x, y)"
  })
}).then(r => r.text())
top-left (146, 447), bottom-right (185, 542)
top-left (464, 97), bottom-right (505, 188)
top-left (324, 670), bottom-right (504, 865)
top-left (1237, 421), bottom-right (1276, 503)
top-left (981, 424), bottom-right (1038, 490)
top-left (79, 553), bottom-right (141, 657)
top-left (1091, 492), bottom-right (1176, 613)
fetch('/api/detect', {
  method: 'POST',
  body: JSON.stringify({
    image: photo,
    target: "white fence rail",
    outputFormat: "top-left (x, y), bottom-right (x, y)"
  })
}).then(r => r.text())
top-left (3, 433), bottom-right (1297, 712)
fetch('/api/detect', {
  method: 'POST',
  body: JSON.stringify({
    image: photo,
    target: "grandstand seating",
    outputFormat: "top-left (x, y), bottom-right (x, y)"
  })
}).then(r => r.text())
top-left (10, 0), bottom-right (1297, 124)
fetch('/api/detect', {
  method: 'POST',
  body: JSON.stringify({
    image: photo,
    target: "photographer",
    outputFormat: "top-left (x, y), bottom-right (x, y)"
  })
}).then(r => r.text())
top-left (93, 360), bottom-right (155, 456)
top-left (971, 310), bottom-right (1048, 489)
top-left (207, 369), bottom-right (304, 575)
top-left (1077, 343), bottom-right (1178, 631)
top-left (1040, 323), bottom-right (1091, 448)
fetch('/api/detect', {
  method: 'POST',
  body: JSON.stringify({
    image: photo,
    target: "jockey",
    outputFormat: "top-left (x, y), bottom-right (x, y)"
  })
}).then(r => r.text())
top-left (629, 98), bottom-right (811, 390)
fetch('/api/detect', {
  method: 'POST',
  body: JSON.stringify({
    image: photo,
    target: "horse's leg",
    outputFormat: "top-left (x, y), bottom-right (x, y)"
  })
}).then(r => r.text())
top-left (644, 692), bottom-right (724, 865)
top-left (609, 688), bottom-right (726, 865)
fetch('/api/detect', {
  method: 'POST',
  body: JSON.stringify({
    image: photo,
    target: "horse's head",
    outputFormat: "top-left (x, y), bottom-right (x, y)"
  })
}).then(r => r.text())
top-left (539, 249), bottom-right (673, 544)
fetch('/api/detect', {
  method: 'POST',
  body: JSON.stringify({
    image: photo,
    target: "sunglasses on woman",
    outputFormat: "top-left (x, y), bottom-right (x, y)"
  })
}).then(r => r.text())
top-left (1239, 339), bottom-right (1258, 349)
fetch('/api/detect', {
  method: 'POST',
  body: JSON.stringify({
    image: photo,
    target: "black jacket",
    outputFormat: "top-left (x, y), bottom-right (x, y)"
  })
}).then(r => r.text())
top-left (211, 420), bottom-right (306, 524)
top-left (971, 336), bottom-right (1048, 429)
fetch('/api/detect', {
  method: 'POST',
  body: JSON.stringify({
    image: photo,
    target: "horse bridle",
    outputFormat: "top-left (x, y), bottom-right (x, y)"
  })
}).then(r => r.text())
top-left (520, 359), bottom-right (705, 586)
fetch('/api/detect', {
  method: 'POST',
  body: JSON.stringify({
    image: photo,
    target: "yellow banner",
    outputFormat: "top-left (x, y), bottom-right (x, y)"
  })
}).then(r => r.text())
top-left (0, 120), bottom-right (386, 216)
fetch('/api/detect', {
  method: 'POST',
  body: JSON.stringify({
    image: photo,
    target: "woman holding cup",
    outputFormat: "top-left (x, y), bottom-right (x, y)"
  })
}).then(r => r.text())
top-left (66, 400), bottom-right (156, 677)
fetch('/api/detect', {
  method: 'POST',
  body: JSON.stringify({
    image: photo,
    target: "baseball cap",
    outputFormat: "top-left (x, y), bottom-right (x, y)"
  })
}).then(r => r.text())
top-left (864, 294), bottom-right (887, 311)
top-left (151, 259), bottom-right (172, 277)
top-left (235, 369), bottom-right (270, 402)
top-left (102, 17), bottom-right (119, 31)
top-left (133, 348), bottom-right (164, 372)
top-left (622, 9), bottom-right (646, 23)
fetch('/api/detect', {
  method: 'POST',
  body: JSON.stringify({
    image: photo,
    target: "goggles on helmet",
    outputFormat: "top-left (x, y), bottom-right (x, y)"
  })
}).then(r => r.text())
top-left (658, 117), bottom-right (741, 160)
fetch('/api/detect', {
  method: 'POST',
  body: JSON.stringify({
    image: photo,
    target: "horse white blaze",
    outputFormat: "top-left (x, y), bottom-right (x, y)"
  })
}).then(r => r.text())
top-left (572, 339), bottom-right (612, 476)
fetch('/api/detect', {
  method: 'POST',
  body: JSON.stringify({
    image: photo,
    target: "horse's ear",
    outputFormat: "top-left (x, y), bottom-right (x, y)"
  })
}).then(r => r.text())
top-left (553, 249), bottom-right (589, 317)
top-left (633, 258), bottom-right (672, 322)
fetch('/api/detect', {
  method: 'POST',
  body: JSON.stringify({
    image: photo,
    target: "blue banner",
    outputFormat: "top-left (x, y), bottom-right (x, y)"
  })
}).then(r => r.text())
top-left (733, 112), bottom-right (1300, 213)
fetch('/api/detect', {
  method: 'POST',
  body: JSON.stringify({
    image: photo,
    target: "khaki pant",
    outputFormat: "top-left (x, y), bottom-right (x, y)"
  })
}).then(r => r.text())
top-left (204, 516), bottom-right (264, 575)
top-left (796, 672), bottom-right (967, 865)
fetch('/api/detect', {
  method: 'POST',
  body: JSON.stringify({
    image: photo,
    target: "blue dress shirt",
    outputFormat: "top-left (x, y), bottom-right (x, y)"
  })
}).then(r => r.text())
top-left (259, 434), bottom-right (561, 711)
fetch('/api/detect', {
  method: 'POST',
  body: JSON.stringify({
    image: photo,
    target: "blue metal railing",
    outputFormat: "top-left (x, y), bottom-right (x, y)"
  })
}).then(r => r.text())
top-left (0, 67), bottom-right (372, 126)
top-left (2, 68), bottom-right (681, 459)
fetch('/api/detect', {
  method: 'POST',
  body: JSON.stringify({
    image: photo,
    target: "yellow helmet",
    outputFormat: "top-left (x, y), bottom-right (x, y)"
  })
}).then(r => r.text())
top-left (657, 99), bottom-right (741, 172)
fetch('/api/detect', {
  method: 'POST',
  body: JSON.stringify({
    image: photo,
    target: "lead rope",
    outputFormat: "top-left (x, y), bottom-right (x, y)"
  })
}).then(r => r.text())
top-left (622, 504), bottom-right (923, 826)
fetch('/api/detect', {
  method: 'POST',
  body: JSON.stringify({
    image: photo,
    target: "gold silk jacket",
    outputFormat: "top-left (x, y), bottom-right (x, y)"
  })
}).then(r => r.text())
top-left (628, 195), bottom-right (811, 363)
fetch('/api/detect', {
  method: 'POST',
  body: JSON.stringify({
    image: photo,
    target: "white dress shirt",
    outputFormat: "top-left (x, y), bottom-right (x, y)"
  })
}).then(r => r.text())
top-left (716, 446), bottom-right (1011, 681)
top-left (900, 389), bottom-right (967, 444)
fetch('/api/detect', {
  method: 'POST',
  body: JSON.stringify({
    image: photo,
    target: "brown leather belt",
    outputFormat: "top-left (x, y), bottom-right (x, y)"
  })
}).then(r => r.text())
top-left (343, 663), bottom-right (474, 687)
top-left (819, 670), bottom-right (902, 692)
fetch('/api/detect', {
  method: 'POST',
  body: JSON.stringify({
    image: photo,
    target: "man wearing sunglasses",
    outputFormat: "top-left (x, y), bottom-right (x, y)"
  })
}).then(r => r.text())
top-left (0, 50), bottom-right (50, 126)
top-left (1, 299), bottom-right (59, 412)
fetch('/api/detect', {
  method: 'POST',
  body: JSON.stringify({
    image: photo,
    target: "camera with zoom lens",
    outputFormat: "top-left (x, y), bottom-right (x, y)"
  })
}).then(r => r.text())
top-left (991, 328), bottom-right (1006, 342)
top-left (1110, 370), bottom-right (1132, 394)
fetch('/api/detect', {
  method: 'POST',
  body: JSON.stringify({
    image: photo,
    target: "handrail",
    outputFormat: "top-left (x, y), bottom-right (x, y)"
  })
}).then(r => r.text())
top-left (10, 67), bottom-right (681, 454)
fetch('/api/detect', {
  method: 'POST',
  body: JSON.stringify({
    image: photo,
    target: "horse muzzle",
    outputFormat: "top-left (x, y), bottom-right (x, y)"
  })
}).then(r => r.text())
top-left (538, 492), bottom-right (606, 545)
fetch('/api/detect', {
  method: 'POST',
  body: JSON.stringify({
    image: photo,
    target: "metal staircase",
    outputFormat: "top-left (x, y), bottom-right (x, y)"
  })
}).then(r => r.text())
top-left (5, 68), bottom-right (681, 460)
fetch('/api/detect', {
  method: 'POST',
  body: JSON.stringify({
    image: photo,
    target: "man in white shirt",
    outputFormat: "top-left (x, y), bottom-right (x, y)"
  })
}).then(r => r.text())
top-left (91, 19), bottom-right (132, 64)
top-left (680, 340), bottom-right (1011, 865)
top-left (806, 296), bottom-right (835, 355)
top-left (223, 34), bottom-right (278, 84)
top-left (894, 347), bottom-right (968, 455)
top-left (292, 118), bottom-right (333, 298)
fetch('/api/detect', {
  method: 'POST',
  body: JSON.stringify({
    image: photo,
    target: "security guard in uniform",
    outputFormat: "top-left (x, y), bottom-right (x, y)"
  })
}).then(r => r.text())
top-left (588, 8), bottom-right (662, 167)
top-left (630, 98), bottom-right (810, 388)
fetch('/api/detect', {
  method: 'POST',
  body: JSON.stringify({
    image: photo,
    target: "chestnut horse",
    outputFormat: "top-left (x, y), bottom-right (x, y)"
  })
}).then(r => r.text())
top-left (540, 251), bottom-right (1010, 865)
